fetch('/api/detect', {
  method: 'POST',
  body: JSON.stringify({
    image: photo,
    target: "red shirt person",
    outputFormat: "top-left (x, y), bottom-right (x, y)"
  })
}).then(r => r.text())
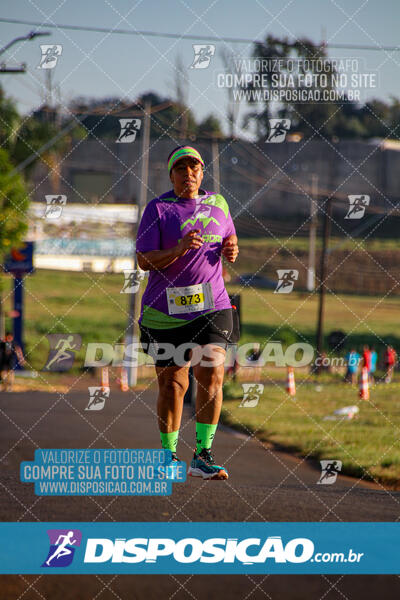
top-left (362, 345), bottom-right (372, 372)
top-left (384, 346), bottom-right (397, 383)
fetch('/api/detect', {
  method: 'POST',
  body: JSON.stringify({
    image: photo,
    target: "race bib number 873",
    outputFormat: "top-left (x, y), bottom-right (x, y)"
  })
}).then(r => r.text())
top-left (166, 283), bottom-right (214, 315)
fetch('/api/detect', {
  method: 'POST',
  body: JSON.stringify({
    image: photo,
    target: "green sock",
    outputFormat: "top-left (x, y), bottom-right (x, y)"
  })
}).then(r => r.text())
top-left (196, 422), bottom-right (218, 454)
top-left (160, 430), bottom-right (179, 453)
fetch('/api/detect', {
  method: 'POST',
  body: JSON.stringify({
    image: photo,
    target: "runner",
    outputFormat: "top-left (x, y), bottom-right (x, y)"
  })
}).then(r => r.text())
top-left (384, 345), bottom-right (397, 383)
top-left (136, 145), bottom-right (239, 480)
top-left (362, 344), bottom-right (372, 377)
top-left (369, 347), bottom-right (378, 384)
top-left (0, 332), bottom-right (24, 392)
top-left (344, 348), bottom-right (360, 385)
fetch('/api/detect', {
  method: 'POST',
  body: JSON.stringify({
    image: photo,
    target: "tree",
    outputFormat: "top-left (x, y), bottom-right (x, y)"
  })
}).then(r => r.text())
top-left (245, 35), bottom-right (339, 140)
top-left (197, 114), bottom-right (224, 138)
top-left (245, 35), bottom-right (400, 141)
top-left (0, 148), bottom-right (29, 335)
top-left (137, 92), bottom-right (198, 140)
top-left (0, 149), bottom-right (29, 258)
top-left (0, 86), bottom-right (66, 171)
top-left (70, 91), bottom-right (199, 142)
top-left (69, 96), bottom-right (131, 140)
top-left (0, 86), bottom-right (20, 149)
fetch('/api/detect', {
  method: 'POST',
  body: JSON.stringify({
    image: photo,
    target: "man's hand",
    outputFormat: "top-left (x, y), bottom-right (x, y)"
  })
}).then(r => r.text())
top-left (137, 229), bottom-right (203, 271)
top-left (177, 229), bottom-right (204, 256)
top-left (221, 235), bottom-right (239, 263)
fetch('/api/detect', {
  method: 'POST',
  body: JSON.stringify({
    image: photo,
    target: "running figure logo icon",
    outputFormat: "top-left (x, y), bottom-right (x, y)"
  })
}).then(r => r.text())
top-left (116, 119), bottom-right (142, 143)
top-left (42, 529), bottom-right (82, 567)
top-left (275, 270), bottom-right (299, 294)
top-left (86, 387), bottom-right (109, 411)
top-left (121, 270), bottom-right (146, 294)
top-left (190, 44), bottom-right (216, 69)
top-left (239, 383), bottom-right (264, 407)
top-left (37, 45), bottom-right (63, 69)
top-left (266, 119), bottom-right (291, 143)
top-left (317, 460), bottom-right (342, 485)
top-left (43, 334), bottom-right (82, 371)
top-left (44, 195), bottom-right (67, 219)
top-left (345, 195), bottom-right (370, 219)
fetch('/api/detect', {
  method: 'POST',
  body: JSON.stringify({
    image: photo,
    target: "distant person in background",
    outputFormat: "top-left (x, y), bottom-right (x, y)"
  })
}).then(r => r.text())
top-left (0, 332), bottom-right (24, 392)
top-left (362, 345), bottom-right (372, 377)
top-left (246, 343), bottom-right (262, 381)
top-left (384, 345), bottom-right (397, 383)
top-left (369, 347), bottom-right (378, 383)
top-left (344, 348), bottom-right (360, 385)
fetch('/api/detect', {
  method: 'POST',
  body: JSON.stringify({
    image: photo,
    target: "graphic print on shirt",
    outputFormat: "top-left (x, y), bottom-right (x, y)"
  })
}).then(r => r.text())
top-left (180, 205), bottom-right (220, 231)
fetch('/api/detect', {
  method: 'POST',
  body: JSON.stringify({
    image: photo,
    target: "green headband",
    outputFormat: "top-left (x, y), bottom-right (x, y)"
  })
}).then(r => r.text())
top-left (168, 146), bottom-right (204, 174)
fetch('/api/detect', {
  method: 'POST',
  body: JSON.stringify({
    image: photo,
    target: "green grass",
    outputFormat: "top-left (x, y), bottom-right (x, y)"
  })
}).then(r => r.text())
top-left (3, 270), bottom-right (129, 372)
top-left (2, 270), bottom-right (399, 370)
top-left (222, 381), bottom-right (400, 486)
top-left (226, 284), bottom-right (400, 350)
top-left (2, 268), bottom-right (399, 484)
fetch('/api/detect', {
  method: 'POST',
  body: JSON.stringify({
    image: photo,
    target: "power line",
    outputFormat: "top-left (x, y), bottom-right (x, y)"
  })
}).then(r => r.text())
top-left (0, 17), bottom-right (399, 51)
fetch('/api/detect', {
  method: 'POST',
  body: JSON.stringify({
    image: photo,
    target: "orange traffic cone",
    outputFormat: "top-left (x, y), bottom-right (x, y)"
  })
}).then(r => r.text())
top-left (359, 367), bottom-right (369, 400)
top-left (120, 367), bottom-right (129, 392)
top-left (101, 367), bottom-right (109, 392)
top-left (286, 367), bottom-right (296, 398)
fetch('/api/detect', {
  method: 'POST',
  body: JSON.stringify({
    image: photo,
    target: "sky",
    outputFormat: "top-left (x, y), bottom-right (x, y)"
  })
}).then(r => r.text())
top-left (1, 0), bottom-right (399, 137)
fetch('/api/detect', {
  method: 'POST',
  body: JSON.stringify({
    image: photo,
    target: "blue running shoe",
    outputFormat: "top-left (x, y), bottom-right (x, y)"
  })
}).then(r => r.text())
top-left (188, 448), bottom-right (228, 480)
top-left (163, 452), bottom-right (183, 481)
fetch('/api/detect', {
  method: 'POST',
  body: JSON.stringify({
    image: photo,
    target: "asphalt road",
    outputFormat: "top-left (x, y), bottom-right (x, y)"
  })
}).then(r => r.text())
top-left (0, 386), bottom-right (399, 599)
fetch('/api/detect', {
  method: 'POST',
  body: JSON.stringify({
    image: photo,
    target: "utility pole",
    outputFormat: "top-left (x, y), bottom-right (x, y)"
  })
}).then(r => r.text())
top-left (127, 100), bottom-right (151, 386)
top-left (307, 173), bottom-right (318, 291)
top-left (211, 135), bottom-right (220, 193)
top-left (316, 198), bottom-right (332, 368)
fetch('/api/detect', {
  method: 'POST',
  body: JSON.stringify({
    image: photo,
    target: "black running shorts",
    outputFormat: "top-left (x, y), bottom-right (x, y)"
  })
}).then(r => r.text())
top-left (139, 307), bottom-right (240, 368)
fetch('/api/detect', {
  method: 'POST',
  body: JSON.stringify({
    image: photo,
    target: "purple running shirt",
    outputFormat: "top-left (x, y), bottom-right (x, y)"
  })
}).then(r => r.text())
top-left (136, 189), bottom-right (236, 329)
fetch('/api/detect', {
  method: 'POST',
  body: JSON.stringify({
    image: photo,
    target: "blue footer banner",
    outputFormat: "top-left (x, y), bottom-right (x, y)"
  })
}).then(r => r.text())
top-left (1, 522), bottom-right (399, 574)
